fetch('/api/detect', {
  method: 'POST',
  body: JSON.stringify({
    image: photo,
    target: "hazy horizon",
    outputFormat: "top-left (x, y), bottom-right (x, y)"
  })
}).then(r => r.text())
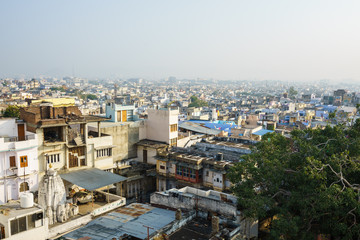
top-left (1, 0), bottom-right (359, 82)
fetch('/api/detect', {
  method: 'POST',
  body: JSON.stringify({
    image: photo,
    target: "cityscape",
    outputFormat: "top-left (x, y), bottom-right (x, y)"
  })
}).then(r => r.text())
top-left (1, 1), bottom-right (360, 240)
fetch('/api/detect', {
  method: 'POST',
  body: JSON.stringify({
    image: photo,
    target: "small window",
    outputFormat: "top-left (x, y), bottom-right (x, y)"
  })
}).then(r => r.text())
top-left (96, 148), bottom-right (112, 158)
top-left (11, 219), bottom-right (18, 235)
top-left (18, 216), bottom-right (27, 233)
top-left (170, 138), bottom-right (177, 147)
top-left (206, 171), bottom-right (209, 177)
top-left (170, 124), bottom-right (178, 132)
top-left (20, 156), bottom-right (28, 168)
top-left (160, 165), bottom-right (165, 170)
top-left (20, 182), bottom-right (29, 192)
top-left (9, 156), bottom-right (16, 168)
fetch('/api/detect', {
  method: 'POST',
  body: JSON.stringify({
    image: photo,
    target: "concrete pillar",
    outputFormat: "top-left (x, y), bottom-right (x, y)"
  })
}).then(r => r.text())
top-left (97, 121), bottom-right (101, 137)
top-left (175, 209), bottom-right (182, 220)
top-left (212, 216), bottom-right (220, 234)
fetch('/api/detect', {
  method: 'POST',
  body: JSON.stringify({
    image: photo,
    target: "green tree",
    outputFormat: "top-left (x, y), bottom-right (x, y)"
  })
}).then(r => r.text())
top-left (229, 120), bottom-right (360, 239)
top-left (81, 94), bottom-right (98, 100)
top-left (288, 86), bottom-right (298, 98)
top-left (2, 105), bottom-right (20, 118)
top-left (188, 95), bottom-right (208, 107)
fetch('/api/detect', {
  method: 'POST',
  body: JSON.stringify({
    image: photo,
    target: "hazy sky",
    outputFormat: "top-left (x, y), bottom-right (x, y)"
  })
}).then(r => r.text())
top-left (0, 0), bottom-right (359, 81)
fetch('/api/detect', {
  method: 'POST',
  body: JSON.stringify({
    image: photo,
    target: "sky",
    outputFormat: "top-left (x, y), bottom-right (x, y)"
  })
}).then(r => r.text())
top-left (0, 0), bottom-right (359, 82)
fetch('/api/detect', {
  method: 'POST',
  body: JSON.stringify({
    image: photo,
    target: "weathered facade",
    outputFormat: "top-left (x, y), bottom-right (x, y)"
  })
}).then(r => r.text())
top-left (19, 104), bottom-right (114, 176)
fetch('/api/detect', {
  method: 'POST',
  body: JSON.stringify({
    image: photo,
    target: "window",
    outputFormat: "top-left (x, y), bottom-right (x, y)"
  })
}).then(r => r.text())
top-left (9, 156), bottom-right (16, 168)
top-left (190, 169), bottom-right (196, 179)
top-left (176, 166), bottom-right (182, 176)
top-left (27, 215), bottom-right (35, 230)
top-left (183, 168), bottom-right (188, 177)
top-left (205, 171), bottom-right (209, 177)
top-left (20, 156), bottom-right (28, 168)
top-left (20, 182), bottom-right (29, 192)
top-left (170, 138), bottom-right (177, 147)
top-left (10, 216), bottom-right (27, 235)
top-left (160, 165), bottom-right (165, 170)
top-left (11, 219), bottom-right (18, 235)
top-left (96, 148), bottom-right (112, 158)
top-left (170, 124), bottom-right (178, 132)
top-left (47, 154), bottom-right (60, 164)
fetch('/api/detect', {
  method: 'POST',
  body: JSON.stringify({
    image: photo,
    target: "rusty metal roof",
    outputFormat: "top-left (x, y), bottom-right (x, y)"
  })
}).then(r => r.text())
top-left (62, 203), bottom-right (176, 240)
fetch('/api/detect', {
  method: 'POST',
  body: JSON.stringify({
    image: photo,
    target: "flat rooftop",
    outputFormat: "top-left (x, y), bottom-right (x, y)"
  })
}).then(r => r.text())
top-left (202, 140), bottom-right (251, 149)
top-left (62, 203), bottom-right (176, 240)
top-left (0, 201), bottom-right (43, 222)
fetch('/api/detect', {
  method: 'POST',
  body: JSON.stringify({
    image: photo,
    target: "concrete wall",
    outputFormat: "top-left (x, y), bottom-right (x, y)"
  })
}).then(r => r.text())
top-left (87, 135), bottom-right (113, 170)
top-left (196, 142), bottom-right (251, 154)
top-left (137, 146), bottom-right (157, 165)
top-left (147, 108), bottom-right (178, 144)
top-left (47, 214), bottom-right (92, 239)
top-left (127, 122), bottom-right (140, 159)
top-left (8, 220), bottom-right (48, 240)
top-left (150, 188), bottom-right (238, 218)
top-left (0, 119), bottom-right (18, 137)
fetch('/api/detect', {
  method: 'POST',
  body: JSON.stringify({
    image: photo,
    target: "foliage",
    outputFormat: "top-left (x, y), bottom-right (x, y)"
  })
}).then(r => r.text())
top-left (50, 86), bottom-right (66, 92)
top-left (81, 94), bottom-right (98, 100)
top-left (188, 95), bottom-right (208, 107)
top-left (288, 86), bottom-right (298, 98)
top-left (229, 119), bottom-right (360, 239)
top-left (2, 105), bottom-right (20, 118)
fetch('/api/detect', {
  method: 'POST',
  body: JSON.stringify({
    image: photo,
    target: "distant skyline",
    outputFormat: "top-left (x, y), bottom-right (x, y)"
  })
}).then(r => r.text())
top-left (1, 0), bottom-right (359, 82)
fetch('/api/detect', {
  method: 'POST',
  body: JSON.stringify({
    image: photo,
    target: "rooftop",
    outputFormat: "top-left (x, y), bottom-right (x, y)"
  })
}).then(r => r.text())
top-left (0, 200), bottom-right (43, 222)
top-left (137, 139), bottom-right (168, 148)
top-left (62, 203), bottom-right (176, 240)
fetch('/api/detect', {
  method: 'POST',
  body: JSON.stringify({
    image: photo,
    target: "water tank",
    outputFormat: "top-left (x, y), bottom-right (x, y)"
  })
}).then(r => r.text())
top-left (20, 192), bottom-right (34, 208)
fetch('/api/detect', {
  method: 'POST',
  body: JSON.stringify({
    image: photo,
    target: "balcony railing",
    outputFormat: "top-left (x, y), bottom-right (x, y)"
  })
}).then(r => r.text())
top-left (3, 135), bottom-right (36, 142)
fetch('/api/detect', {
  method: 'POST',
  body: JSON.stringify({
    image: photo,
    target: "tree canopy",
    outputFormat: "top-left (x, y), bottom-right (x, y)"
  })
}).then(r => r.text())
top-left (81, 94), bottom-right (98, 100)
top-left (188, 95), bottom-right (208, 107)
top-left (288, 86), bottom-right (298, 98)
top-left (229, 119), bottom-right (360, 239)
top-left (2, 105), bottom-right (20, 118)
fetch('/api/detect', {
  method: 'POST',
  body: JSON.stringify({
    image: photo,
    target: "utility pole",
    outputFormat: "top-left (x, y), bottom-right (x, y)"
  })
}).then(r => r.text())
top-left (143, 225), bottom-right (154, 240)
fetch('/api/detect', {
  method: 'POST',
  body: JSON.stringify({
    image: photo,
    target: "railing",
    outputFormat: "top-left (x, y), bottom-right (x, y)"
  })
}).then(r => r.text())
top-left (3, 135), bottom-right (36, 142)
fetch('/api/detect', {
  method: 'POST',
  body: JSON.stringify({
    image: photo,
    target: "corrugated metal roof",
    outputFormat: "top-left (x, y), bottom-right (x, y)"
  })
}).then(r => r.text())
top-left (60, 168), bottom-right (127, 191)
top-left (63, 203), bottom-right (176, 240)
top-left (179, 122), bottom-right (221, 135)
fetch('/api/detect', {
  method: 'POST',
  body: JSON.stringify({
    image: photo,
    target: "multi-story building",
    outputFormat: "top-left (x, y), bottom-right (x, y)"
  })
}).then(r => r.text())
top-left (142, 108), bottom-right (179, 146)
top-left (156, 148), bottom-right (233, 192)
top-left (0, 118), bottom-right (38, 204)
top-left (19, 104), bottom-right (114, 176)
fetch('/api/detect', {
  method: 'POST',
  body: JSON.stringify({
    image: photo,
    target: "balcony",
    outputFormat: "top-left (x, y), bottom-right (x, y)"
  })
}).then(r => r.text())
top-left (3, 134), bottom-right (36, 142)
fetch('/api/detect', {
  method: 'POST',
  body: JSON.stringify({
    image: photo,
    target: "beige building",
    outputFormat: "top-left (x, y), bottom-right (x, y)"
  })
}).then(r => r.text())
top-left (19, 105), bottom-right (115, 176)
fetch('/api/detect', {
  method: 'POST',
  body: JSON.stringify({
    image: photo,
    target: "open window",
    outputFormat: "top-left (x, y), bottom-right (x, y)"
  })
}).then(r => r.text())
top-left (43, 126), bottom-right (64, 142)
top-left (20, 182), bottom-right (29, 192)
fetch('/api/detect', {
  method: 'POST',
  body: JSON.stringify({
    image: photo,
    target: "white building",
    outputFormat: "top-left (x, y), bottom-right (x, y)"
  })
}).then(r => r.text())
top-left (0, 119), bottom-right (39, 204)
top-left (143, 108), bottom-right (179, 146)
